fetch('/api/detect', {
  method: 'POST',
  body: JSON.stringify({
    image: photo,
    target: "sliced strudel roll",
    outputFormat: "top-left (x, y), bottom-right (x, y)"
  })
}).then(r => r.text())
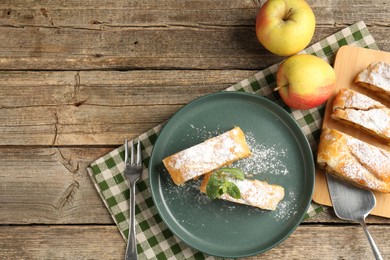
top-left (355, 61), bottom-right (390, 101)
top-left (162, 127), bottom-right (251, 185)
top-left (199, 170), bottom-right (284, 211)
top-left (317, 128), bottom-right (390, 193)
top-left (331, 88), bottom-right (390, 143)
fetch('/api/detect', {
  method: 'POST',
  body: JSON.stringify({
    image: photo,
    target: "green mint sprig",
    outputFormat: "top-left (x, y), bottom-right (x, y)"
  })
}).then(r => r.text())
top-left (205, 168), bottom-right (245, 200)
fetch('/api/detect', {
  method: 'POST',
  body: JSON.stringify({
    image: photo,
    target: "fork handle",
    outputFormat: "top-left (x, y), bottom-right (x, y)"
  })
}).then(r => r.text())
top-left (360, 220), bottom-right (383, 260)
top-left (125, 182), bottom-right (138, 260)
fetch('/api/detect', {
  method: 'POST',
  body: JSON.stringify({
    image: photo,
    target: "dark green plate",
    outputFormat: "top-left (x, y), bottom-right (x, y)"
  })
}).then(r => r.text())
top-left (149, 91), bottom-right (314, 258)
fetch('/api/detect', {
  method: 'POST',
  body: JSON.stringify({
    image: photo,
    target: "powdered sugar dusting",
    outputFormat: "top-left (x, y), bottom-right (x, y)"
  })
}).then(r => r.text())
top-left (347, 137), bottom-right (390, 184)
top-left (233, 132), bottom-right (289, 177)
top-left (320, 128), bottom-right (390, 192)
top-left (274, 191), bottom-right (298, 222)
top-left (340, 89), bottom-right (385, 109)
top-left (357, 61), bottom-right (390, 92)
top-left (333, 89), bottom-right (390, 141)
top-left (166, 125), bottom-right (298, 221)
top-left (343, 108), bottom-right (389, 135)
top-left (166, 127), bottom-right (248, 182)
top-left (186, 126), bottom-right (289, 177)
top-left (366, 61), bottom-right (390, 91)
top-left (215, 177), bottom-right (285, 211)
top-left (161, 176), bottom-right (211, 209)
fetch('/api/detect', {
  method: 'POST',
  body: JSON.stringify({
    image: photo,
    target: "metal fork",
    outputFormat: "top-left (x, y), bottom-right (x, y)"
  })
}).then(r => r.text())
top-left (124, 139), bottom-right (143, 260)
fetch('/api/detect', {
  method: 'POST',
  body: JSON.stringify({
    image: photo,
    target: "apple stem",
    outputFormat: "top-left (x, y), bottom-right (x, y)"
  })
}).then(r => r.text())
top-left (283, 8), bottom-right (293, 21)
top-left (274, 86), bottom-right (281, 92)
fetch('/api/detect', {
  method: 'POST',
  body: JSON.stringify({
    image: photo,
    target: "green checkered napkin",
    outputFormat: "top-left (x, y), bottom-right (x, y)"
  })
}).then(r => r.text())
top-left (87, 21), bottom-right (378, 259)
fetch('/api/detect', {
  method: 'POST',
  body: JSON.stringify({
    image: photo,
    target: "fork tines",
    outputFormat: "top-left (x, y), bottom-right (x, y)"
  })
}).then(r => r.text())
top-left (125, 139), bottom-right (142, 166)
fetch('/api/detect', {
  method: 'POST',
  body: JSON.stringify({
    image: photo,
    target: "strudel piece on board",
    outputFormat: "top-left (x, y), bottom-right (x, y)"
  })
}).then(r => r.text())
top-left (331, 88), bottom-right (390, 143)
top-left (317, 128), bottom-right (390, 193)
top-left (355, 61), bottom-right (390, 101)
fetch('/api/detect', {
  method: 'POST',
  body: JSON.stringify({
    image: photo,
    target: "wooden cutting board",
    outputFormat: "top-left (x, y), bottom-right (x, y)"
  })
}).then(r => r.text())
top-left (312, 45), bottom-right (390, 218)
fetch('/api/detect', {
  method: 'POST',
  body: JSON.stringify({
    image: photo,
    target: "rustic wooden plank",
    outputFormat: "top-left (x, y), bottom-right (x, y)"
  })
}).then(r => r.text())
top-left (0, 70), bottom-right (256, 145)
top-left (0, 70), bottom-right (255, 106)
top-left (0, 105), bottom-right (180, 145)
top-left (0, 104), bottom-right (177, 126)
top-left (0, 0), bottom-right (258, 9)
top-left (0, 147), bottom-right (113, 224)
top-left (0, 225), bottom-right (124, 260)
top-left (0, 224), bottom-right (389, 259)
top-left (0, 0), bottom-right (387, 70)
top-left (0, 0), bottom-right (388, 27)
top-left (249, 225), bottom-right (390, 260)
top-left (0, 26), bottom-right (387, 71)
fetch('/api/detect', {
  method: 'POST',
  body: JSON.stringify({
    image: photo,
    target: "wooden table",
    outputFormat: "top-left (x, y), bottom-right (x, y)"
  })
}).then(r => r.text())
top-left (1, 1), bottom-right (389, 259)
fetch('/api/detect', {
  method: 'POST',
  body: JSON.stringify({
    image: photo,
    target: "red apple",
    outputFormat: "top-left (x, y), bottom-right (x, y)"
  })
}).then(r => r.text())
top-left (256, 0), bottom-right (316, 56)
top-left (276, 54), bottom-right (336, 110)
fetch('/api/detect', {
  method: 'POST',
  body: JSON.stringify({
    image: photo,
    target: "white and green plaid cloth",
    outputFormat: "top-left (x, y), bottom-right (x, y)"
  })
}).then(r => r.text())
top-left (87, 21), bottom-right (378, 259)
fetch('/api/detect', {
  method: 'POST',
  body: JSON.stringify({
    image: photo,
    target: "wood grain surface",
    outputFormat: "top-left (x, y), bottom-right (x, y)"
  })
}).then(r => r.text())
top-left (0, 0), bottom-right (389, 259)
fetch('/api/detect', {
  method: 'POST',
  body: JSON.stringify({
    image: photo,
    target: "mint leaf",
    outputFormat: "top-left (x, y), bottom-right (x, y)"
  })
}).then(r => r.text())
top-left (226, 182), bottom-right (241, 199)
top-left (206, 174), bottom-right (225, 199)
top-left (206, 168), bottom-right (245, 200)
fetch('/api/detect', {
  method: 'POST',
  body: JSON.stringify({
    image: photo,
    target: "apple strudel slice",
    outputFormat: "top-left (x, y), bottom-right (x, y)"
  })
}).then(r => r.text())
top-left (317, 128), bottom-right (390, 193)
top-left (162, 127), bottom-right (251, 185)
top-left (331, 88), bottom-right (390, 143)
top-left (199, 170), bottom-right (284, 211)
top-left (355, 61), bottom-right (390, 101)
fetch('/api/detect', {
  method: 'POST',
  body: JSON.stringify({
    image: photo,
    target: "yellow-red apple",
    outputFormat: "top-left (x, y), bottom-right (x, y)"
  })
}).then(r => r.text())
top-left (276, 54), bottom-right (336, 110)
top-left (256, 0), bottom-right (316, 56)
